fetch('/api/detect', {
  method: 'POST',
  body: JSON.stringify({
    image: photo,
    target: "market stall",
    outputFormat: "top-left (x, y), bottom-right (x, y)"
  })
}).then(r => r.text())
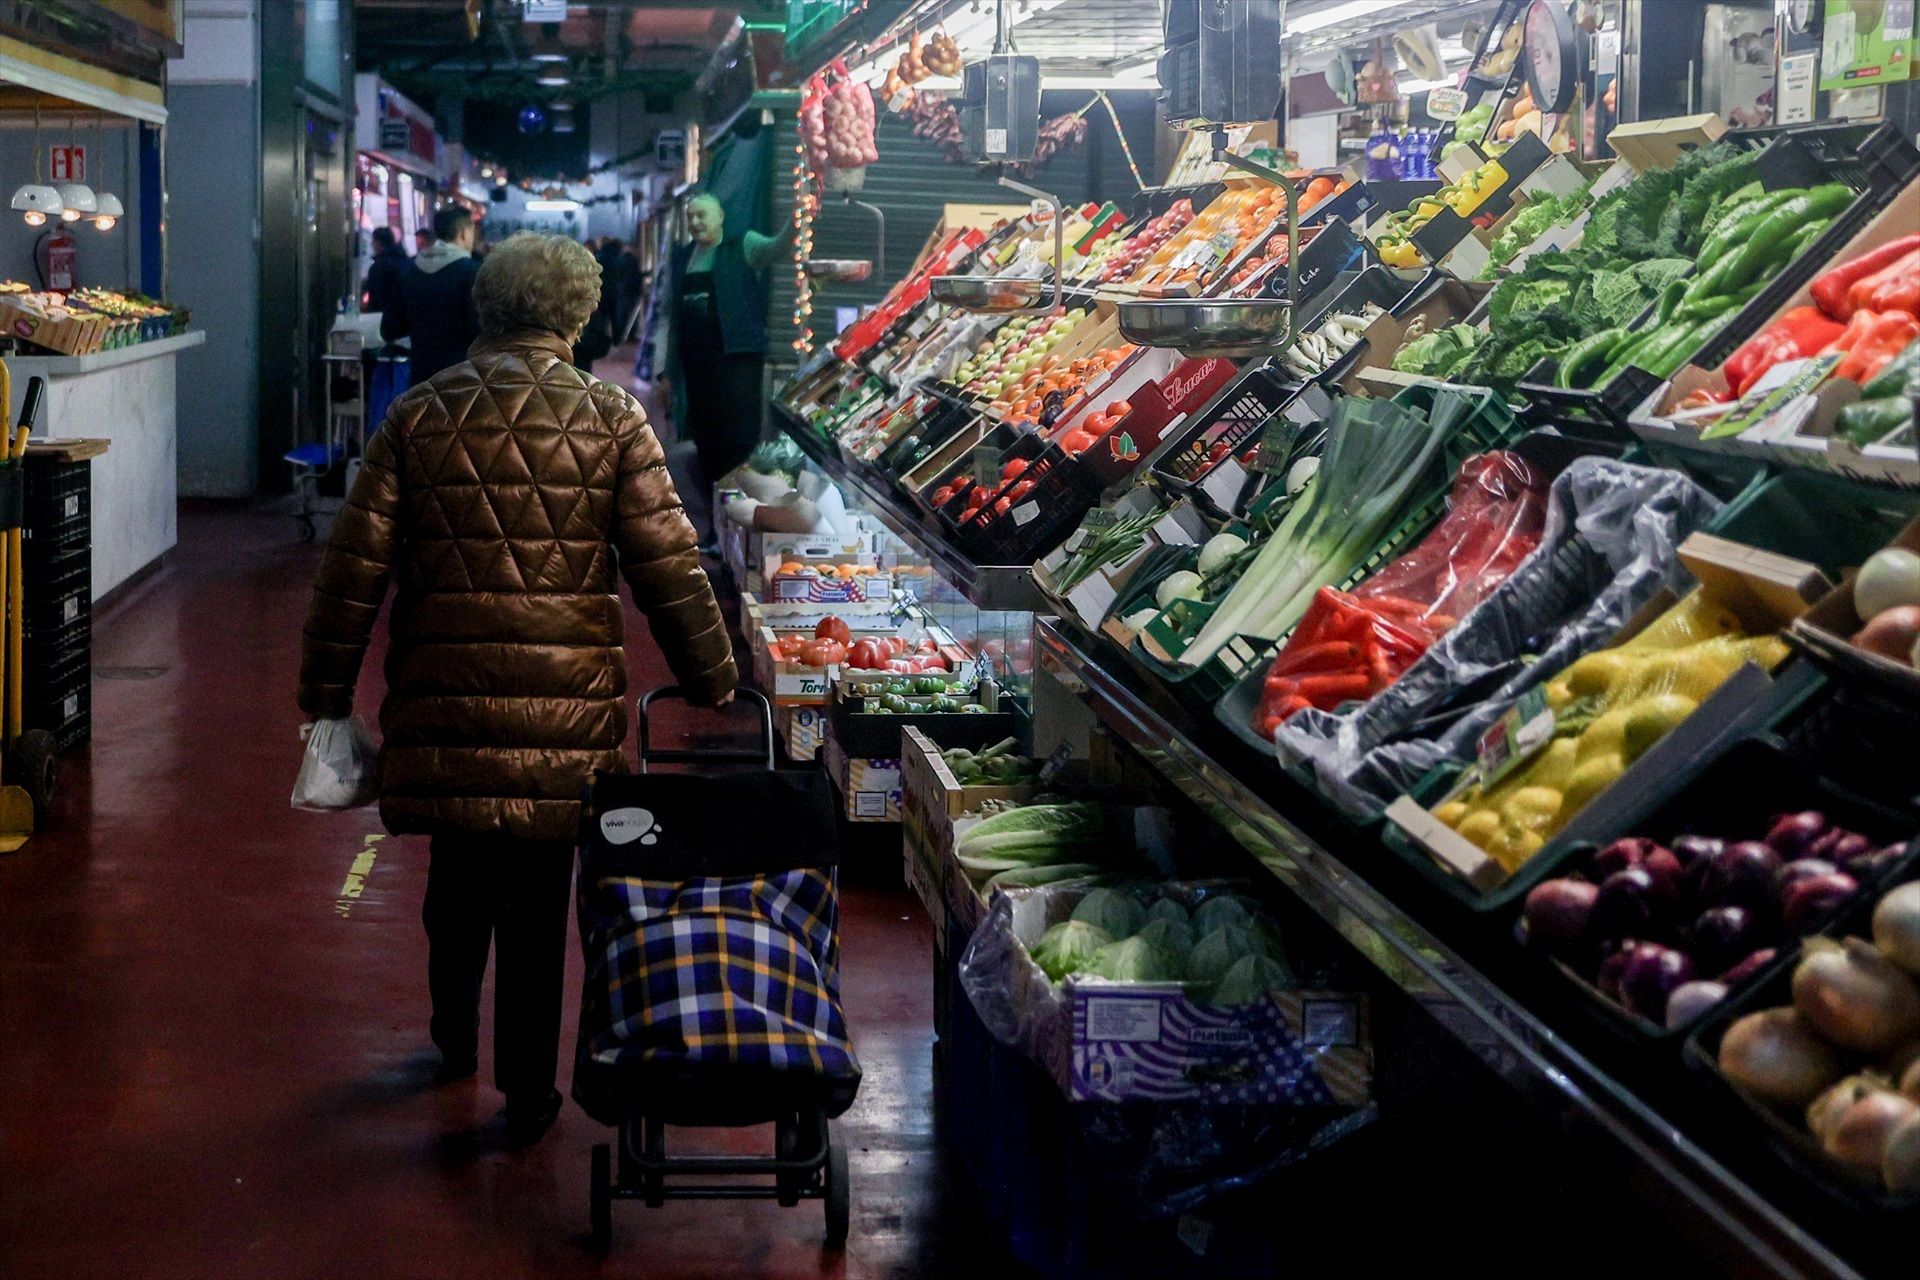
top-left (702, 1), bottom-right (1920, 1274)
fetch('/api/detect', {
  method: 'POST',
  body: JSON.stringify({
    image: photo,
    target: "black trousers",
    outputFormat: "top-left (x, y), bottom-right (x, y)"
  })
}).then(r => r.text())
top-left (422, 835), bottom-right (575, 1102)
top-left (682, 351), bottom-right (767, 485)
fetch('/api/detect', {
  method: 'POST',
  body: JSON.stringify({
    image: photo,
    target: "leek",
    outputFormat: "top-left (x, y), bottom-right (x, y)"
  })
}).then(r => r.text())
top-left (1180, 400), bottom-right (1451, 666)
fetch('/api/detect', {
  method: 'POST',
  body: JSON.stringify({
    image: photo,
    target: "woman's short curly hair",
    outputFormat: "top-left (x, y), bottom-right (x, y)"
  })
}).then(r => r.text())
top-left (472, 232), bottom-right (602, 341)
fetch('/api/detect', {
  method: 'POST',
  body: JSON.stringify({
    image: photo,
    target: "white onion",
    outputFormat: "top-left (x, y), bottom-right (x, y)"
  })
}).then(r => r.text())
top-left (1856, 547), bottom-right (1920, 620)
top-left (1876, 882), bottom-right (1920, 977)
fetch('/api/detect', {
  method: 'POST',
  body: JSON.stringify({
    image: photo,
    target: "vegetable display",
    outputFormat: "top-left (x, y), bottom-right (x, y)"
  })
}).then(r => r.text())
top-left (1279, 305), bottom-right (1383, 381)
top-left (939, 739), bottom-right (1039, 785)
top-left (1429, 592), bottom-right (1791, 879)
top-left (1718, 875), bottom-right (1920, 1194)
top-left (1019, 887), bottom-right (1296, 1006)
top-left (1524, 812), bottom-right (1899, 1028)
top-left (1250, 451), bottom-right (1548, 738)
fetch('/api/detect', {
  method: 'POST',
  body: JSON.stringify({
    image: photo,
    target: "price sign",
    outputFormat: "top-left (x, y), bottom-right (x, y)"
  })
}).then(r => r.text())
top-left (1425, 87), bottom-right (1467, 121)
top-left (1476, 686), bottom-right (1555, 789)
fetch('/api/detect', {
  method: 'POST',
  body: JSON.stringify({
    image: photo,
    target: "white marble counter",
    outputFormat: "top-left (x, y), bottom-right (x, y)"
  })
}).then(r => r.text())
top-left (6, 331), bottom-right (205, 601)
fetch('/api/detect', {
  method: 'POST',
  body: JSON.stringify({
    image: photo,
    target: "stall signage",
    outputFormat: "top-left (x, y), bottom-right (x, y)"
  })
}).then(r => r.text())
top-left (1778, 52), bottom-right (1818, 125)
top-left (1425, 87), bottom-right (1466, 122)
top-left (1819, 0), bottom-right (1916, 89)
top-left (48, 146), bottom-right (84, 183)
top-left (521, 0), bottom-right (567, 20)
top-left (379, 119), bottom-right (409, 151)
top-left (655, 129), bottom-right (687, 168)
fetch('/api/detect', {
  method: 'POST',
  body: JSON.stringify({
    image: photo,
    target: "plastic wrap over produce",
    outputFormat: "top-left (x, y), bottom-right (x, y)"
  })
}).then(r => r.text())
top-left (959, 881), bottom-right (1375, 1213)
top-left (1272, 458), bottom-right (1723, 818)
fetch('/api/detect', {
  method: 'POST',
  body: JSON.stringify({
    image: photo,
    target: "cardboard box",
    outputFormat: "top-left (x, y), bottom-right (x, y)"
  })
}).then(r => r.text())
top-left (778, 703), bottom-right (827, 763)
top-left (751, 615), bottom-right (903, 706)
top-left (1385, 533), bottom-right (1830, 894)
top-left (991, 884), bottom-right (1373, 1106)
top-left (899, 726), bottom-right (1047, 927)
top-left (822, 735), bottom-right (902, 823)
top-left (1607, 113), bottom-right (1729, 172)
top-left (1335, 277), bottom-right (1489, 393)
top-left (1791, 513), bottom-right (1920, 702)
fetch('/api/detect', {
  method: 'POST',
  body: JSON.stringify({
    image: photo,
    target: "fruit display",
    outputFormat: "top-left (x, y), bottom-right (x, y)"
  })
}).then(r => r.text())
top-left (1428, 592), bottom-right (1791, 879)
top-left (953, 307), bottom-right (1091, 399)
top-left (1715, 877), bottom-right (1920, 1193)
top-left (1129, 186), bottom-right (1293, 295)
top-left (1524, 812), bottom-right (1903, 1029)
top-left (1097, 199), bottom-right (1195, 284)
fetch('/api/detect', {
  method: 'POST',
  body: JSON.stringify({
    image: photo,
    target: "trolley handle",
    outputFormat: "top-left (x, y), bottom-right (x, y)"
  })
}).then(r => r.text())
top-left (17, 376), bottom-right (44, 440)
top-left (637, 686), bottom-right (776, 773)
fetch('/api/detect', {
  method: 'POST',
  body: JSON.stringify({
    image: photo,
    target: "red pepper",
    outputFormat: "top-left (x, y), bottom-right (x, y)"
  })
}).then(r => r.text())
top-left (1859, 249), bottom-right (1920, 320)
top-left (1830, 314), bottom-right (1920, 385)
top-left (1722, 306), bottom-right (1847, 398)
top-left (1812, 235), bottom-right (1920, 319)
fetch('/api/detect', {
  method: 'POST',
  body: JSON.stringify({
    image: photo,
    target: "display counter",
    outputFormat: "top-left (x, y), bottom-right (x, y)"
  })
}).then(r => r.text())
top-left (5, 330), bottom-right (205, 599)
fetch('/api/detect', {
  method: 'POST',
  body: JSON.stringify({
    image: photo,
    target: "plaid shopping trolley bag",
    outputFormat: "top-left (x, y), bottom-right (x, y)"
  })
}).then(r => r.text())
top-left (573, 687), bottom-right (859, 1248)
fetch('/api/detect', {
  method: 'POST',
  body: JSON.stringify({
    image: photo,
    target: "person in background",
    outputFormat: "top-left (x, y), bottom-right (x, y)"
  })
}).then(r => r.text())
top-left (599, 238), bottom-right (642, 339)
top-left (664, 194), bottom-right (793, 526)
top-left (414, 226), bottom-right (434, 256)
top-left (384, 206), bottom-right (481, 383)
top-left (572, 251), bottom-right (616, 373)
top-left (298, 232), bottom-right (737, 1147)
top-left (361, 226), bottom-right (408, 317)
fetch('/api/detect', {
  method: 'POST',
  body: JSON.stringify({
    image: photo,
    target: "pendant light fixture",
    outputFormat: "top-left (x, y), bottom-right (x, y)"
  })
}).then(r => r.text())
top-left (83, 116), bottom-right (121, 231)
top-left (11, 106), bottom-right (63, 226)
top-left (55, 113), bottom-right (98, 222)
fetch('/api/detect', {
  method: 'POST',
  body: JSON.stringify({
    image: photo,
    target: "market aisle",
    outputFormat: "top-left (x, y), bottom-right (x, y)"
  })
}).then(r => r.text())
top-left (0, 502), bottom-right (1008, 1280)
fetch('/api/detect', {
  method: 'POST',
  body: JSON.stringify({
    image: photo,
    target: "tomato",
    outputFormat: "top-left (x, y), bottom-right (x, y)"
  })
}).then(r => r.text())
top-left (885, 658), bottom-right (917, 673)
top-left (1207, 439), bottom-right (1231, 463)
top-left (1060, 430), bottom-right (1095, 456)
top-left (930, 484), bottom-right (954, 507)
top-left (999, 456), bottom-right (1030, 484)
top-left (1007, 479), bottom-right (1036, 502)
top-left (964, 488), bottom-right (989, 511)
top-left (1083, 411), bottom-right (1112, 435)
top-left (847, 638), bottom-right (889, 669)
top-left (915, 637), bottom-right (939, 653)
top-left (991, 496), bottom-right (1013, 517)
top-left (1106, 399), bottom-right (1132, 419)
top-left (799, 638), bottom-right (846, 667)
top-left (814, 616), bottom-right (852, 645)
top-left (886, 636), bottom-right (909, 656)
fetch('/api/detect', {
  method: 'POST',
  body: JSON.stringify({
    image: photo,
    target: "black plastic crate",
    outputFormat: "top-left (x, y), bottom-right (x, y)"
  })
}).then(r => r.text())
top-left (965, 447), bottom-right (1103, 565)
top-left (25, 606), bottom-right (89, 659)
top-left (24, 543), bottom-right (88, 636)
top-left (25, 643), bottom-right (89, 751)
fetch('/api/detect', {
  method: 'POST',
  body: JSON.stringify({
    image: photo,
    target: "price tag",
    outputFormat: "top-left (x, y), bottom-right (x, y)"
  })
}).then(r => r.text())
top-left (1703, 354), bottom-right (1840, 440)
top-left (1013, 500), bottom-right (1041, 526)
top-left (1476, 686), bottom-right (1555, 789)
top-left (1249, 416), bottom-right (1298, 474)
top-left (1425, 86), bottom-right (1467, 121)
top-left (1037, 741), bottom-right (1075, 784)
top-left (972, 443), bottom-right (1003, 481)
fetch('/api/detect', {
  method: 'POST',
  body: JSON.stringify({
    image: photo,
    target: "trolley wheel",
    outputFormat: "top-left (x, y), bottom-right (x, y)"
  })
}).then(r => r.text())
top-left (589, 1143), bottom-right (612, 1251)
top-left (774, 1112), bottom-right (802, 1207)
top-left (823, 1139), bottom-right (849, 1248)
top-left (11, 729), bottom-right (56, 822)
top-left (296, 515), bottom-right (317, 544)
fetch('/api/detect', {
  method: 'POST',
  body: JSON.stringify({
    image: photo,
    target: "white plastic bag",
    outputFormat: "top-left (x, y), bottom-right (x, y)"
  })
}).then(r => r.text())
top-left (291, 717), bottom-right (380, 811)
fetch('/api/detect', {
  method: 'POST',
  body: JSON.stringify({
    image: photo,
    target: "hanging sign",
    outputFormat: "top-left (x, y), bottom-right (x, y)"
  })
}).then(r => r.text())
top-left (521, 0), bottom-right (567, 21)
top-left (1818, 0), bottom-right (1915, 90)
top-left (654, 129), bottom-right (687, 168)
top-left (48, 146), bottom-right (85, 183)
top-left (1777, 51), bottom-right (1818, 124)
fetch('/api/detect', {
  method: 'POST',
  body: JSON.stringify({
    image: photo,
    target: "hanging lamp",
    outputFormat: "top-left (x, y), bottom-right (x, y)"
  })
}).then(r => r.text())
top-left (55, 113), bottom-right (97, 221)
top-left (11, 106), bottom-right (63, 226)
top-left (83, 115), bottom-right (121, 231)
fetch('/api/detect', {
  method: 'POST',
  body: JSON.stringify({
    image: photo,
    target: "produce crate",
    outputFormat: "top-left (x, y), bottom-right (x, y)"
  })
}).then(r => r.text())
top-left (1704, 468), bottom-right (1920, 575)
top-left (961, 445), bottom-right (1104, 566)
top-left (900, 726), bottom-right (1042, 928)
top-left (1788, 511), bottom-right (1920, 705)
top-left (826, 676), bottom-right (1016, 758)
top-left (1145, 363), bottom-right (1312, 512)
top-left (25, 642), bottom-right (89, 750)
top-left (1681, 864), bottom-right (1920, 1219)
top-left (821, 735), bottom-right (901, 823)
top-left (1272, 264), bottom-right (1429, 387)
top-left (1520, 120), bottom-right (1920, 434)
top-left (776, 703), bottom-right (827, 763)
top-left (1380, 537), bottom-right (1831, 913)
top-left (23, 542), bottom-right (89, 647)
top-left (1047, 354), bottom-right (1239, 489)
top-left (1133, 384), bottom-right (1524, 708)
top-left (21, 457), bottom-right (89, 553)
top-left (1517, 735), bottom-right (1919, 1051)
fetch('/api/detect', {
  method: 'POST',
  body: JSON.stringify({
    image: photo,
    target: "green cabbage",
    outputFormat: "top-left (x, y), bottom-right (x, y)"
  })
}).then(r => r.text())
top-left (1146, 898), bottom-right (1191, 929)
top-left (1187, 922), bottom-right (1283, 988)
top-left (1029, 920), bottom-right (1113, 982)
top-left (1209, 954), bottom-right (1295, 1007)
top-left (1191, 894), bottom-right (1253, 935)
top-left (1133, 916), bottom-right (1194, 958)
top-left (983, 863), bottom-right (1107, 892)
top-left (1091, 934), bottom-right (1184, 982)
top-left (956, 802), bottom-right (1105, 882)
top-left (1071, 887), bottom-right (1146, 939)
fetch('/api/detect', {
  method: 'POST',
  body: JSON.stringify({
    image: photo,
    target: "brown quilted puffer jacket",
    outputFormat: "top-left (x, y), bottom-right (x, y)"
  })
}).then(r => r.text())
top-left (297, 327), bottom-right (737, 842)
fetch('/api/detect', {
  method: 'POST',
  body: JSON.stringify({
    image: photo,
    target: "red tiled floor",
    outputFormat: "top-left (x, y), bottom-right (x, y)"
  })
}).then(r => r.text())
top-left (0, 494), bottom-right (1006, 1279)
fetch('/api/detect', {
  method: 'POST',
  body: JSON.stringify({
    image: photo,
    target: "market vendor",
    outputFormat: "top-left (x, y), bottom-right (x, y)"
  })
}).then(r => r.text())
top-left (665, 193), bottom-right (794, 522)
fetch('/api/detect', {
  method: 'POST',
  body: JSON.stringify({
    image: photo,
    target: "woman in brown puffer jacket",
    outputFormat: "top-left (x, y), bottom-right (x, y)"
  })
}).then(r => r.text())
top-left (297, 231), bottom-right (736, 1144)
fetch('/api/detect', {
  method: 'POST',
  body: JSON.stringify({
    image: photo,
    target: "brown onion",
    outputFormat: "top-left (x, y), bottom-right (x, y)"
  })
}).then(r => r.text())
top-left (1719, 1006), bottom-right (1849, 1109)
top-left (1825, 1090), bottom-right (1917, 1177)
top-left (1904, 1055), bottom-right (1920, 1103)
top-left (1872, 882), bottom-right (1920, 977)
top-left (1887, 1110), bottom-right (1920, 1193)
top-left (1792, 936), bottom-right (1920, 1054)
top-left (1807, 1074), bottom-right (1889, 1144)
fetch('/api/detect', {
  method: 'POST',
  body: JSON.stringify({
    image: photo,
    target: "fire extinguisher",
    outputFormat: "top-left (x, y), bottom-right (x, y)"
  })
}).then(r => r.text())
top-left (35, 227), bottom-right (76, 293)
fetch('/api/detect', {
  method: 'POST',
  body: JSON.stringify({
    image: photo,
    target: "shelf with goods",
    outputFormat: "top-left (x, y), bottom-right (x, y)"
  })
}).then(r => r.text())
top-left (761, 91), bottom-right (1920, 1271)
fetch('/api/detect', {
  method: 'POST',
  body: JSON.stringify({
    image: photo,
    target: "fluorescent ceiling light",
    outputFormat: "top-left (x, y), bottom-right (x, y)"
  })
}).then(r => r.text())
top-left (536, 74), bottom-right (570, 86)
top-left (1287, 0), bottom-right (1422, 37)
top-left (526, 199), bottom-right (580, 212)
top-left (531, 52), bottom-right (568, 63)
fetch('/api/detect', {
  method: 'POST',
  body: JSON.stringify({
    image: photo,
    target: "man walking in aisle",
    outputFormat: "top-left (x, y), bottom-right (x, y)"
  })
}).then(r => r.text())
top-left (361, 226), bottom-right (408, 317)
top-left (383, 206), bottom-right (481, 383)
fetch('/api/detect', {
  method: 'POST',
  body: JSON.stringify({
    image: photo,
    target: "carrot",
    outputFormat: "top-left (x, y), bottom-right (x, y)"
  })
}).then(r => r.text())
top-left (1295, 672), bottom-right (1373, 705)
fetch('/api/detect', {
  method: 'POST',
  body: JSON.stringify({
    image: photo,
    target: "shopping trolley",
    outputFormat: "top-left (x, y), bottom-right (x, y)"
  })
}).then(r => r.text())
top-left (288, 324), bottom-right (409, 542)
top-left (574, 687), bottom-right (858, 1250)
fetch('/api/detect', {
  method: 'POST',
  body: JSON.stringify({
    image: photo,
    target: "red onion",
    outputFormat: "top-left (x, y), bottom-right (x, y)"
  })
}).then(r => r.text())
top-left (1721, 948), bottom-right (1778, 987)
top-left (1765, 810), bottom-right (1829, 860)
top-left (1781, 871), bottom-right (1858, 934)
top-left (1592, 837), bottom-right (1661, 880)
top-left (1700, 841), bottom-right (1781, 913)
top-left (1669, 833), bottom-right (1724, 868)
top-left (1597, 943), bottom-right (1635, 1001)
top-left (1620, 943), bottom-right (1696, 1021)
top-left (1690, 905), bottom-right (1767, 978)
top-left (1522, 878), bottom-right (1598, 951)
top-left (1775, 858), bottom-right (1841, 893)
top-left (1592, 868), bottom-right (1666, 942)
top-left (1665, 979), bottom-right (1729, 1029)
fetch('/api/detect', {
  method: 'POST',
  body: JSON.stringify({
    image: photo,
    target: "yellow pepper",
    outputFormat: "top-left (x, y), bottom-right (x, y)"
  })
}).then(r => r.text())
top-left (1378, 236), bottom-right (1424, 269)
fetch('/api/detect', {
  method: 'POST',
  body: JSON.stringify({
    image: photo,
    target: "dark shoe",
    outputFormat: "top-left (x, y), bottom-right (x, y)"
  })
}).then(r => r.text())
top-left (502, 1088), bottom-right (564, 1148)
top-left (433, 1051), bottom-right (479, 1085)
